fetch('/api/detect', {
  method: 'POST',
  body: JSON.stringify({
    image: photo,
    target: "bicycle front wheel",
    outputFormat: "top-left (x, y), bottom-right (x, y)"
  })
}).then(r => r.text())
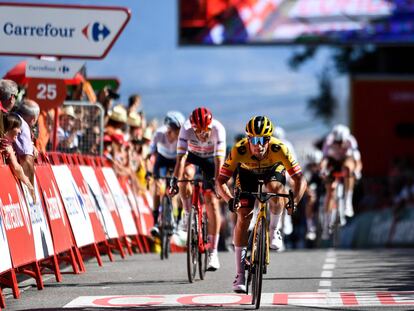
top-left (198, 211), bottom-right (208, 280)
top-left (252, 217), bottom-right (266, 309)
top-left (186, 206), bottom-right (198, 283)
top-left (160, 195), bottom-right (172, 260)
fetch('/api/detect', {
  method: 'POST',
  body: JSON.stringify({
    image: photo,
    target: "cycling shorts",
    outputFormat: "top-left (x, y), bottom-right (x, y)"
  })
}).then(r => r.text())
top-left (186, 152), bottom-right (215, 190)
top-left (236, 164), bottom-right (286, 209)
top-left (153, 154), bottom-right (176, 178)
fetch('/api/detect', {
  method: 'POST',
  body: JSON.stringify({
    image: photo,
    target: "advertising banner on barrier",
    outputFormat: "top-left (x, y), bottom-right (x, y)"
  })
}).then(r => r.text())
top-left (79, 166), bottom-right (118, 239)
top-left (101, 168), bottom-right (137, 236)
top-left (94, 167), bottom-right (125, 237)
top-left (70, 165), bottom-right (106, 243)
top-left (0, 209), bottom-right (12, 273)
top-left (21, 180), bottom-right (54, 260)
top-left (35, 164), bottom-right (74, 254)
top-left (51, 165), bottom-right (95, 247)
top-left (0, 166), bottom-right (36, 267)
top-left (135, 194), bottom-right (153, 237)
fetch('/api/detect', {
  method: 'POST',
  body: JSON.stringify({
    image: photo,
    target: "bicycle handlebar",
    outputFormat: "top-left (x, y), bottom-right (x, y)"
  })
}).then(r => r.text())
top-left (234, 179), bottom-right (295, 211)
top-left (237, 189), bottom-right (294, 204)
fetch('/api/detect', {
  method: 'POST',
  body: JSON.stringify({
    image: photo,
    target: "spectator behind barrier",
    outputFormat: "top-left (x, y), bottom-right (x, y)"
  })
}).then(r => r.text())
top-left (1, 112), bottom-right (35, 201)
top-left (13, 99), bottom-right (40, 185)
top-left (97, 86), bottom-right (120, 119)
top-left (0, 79), bottom-right (18, 137)
top-left (128, 94), bottom-right (146, 129)
top-left (57, 106), bottom-right (80, 153)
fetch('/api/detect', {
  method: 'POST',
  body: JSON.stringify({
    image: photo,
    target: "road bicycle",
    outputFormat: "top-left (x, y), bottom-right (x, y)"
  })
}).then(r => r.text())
top-left (177, 176), bottom-right (211, 283)
top-left (236, 180), bottom-right (294, 309)
top-left (151, 170), bottom-right (182, 260)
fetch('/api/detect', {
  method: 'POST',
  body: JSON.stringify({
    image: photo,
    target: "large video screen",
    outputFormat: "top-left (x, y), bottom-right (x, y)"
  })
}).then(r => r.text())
top-left (179, 0), bottom-right (414, 45)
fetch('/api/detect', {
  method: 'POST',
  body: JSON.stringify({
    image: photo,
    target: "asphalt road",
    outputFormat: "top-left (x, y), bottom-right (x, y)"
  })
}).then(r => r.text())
top-left (4, 248), bottom-right (414, 310)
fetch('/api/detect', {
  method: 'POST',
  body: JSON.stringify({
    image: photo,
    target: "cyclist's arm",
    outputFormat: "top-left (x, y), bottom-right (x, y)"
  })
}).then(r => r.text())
top-left (173, 153), bottom-right (186, 180)
top-left (216, 145), bottom-right (239, 202)
top-left (290, 172), bottom-right (307, 206)
top-left (214, 156), bottom-right (225, 180)
top-left (216, 174), bottom-right (232, 202)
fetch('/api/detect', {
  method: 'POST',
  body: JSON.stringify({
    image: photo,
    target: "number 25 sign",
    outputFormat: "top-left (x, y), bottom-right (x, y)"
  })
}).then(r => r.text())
top-left (27, 78), bottom-right (67, 111)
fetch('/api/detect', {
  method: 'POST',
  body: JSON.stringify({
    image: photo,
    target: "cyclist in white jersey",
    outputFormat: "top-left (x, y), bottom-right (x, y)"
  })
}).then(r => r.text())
top-left (321, 124), bottom-right (362, 237)
top-left (148, 111), bottom-right (185, 236)
top-left (169, 107), bottom-right (226, 271)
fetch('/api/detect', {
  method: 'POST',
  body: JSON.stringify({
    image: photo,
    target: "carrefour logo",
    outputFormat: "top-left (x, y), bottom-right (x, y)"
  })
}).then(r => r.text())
top-left (82, 22), bottom-right (110, 42)
top-left (2, 21), bottom-right (110, 42)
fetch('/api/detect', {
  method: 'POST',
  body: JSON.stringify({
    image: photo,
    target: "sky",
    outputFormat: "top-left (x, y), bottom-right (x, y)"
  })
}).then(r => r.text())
top-left (0, 0), bottom-right (349, 159)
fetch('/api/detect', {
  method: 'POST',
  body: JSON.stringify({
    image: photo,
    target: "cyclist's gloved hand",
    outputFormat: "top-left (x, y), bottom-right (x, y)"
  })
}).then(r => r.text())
top-left (168, 176), bottom-right (179, 196)
top-left (145, 171), bottom-right (153, 180)
top-left (228, 197), bottom-right (240, 213)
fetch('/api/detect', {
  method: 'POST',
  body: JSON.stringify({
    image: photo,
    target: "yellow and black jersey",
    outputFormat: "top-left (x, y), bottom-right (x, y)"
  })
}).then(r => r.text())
top-left (219, 137), bottom-right (302, 178)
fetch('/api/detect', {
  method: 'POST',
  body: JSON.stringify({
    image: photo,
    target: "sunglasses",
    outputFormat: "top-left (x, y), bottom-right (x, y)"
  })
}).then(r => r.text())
top-left (249, 136), bottom-right (270, 145)
top-left (194, 128), bottom-right (211, 135)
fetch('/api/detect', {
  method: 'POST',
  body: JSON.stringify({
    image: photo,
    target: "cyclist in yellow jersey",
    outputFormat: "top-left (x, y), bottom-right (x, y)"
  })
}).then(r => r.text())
top-left (216, 116), bottom-right (307, 293)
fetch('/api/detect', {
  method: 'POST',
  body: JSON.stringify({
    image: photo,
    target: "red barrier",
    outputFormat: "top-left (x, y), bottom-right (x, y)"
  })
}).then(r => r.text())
top-left (0, 164), bottom-right (42, 297)
top-left (93, 165), bottom-right (129, 258)
top-left (67, 155), bottom-right (110, 264)
top-left (118, 177), bottom-right (146, 253)
top-left (35, 155), bottom-right (80, 275)
top-left (47, 152), bottom-right (98, 272)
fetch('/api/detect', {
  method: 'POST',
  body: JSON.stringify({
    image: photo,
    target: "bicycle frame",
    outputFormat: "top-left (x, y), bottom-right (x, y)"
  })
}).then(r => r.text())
top-left (248, 182), bottom-right (293, 268)
top-left (237, 180), bottom-right (294, 309)
top-left (180, 178), bottom-right (209, 254)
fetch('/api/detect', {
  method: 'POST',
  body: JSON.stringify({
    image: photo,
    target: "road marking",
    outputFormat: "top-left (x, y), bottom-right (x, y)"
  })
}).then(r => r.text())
top-left (319, 280), bottom-right (332, 287)
top-left (64, 292), bottom-right (414, 308)
top-left (321, 270), bottom-right (333, 278)
top-left (318, 249), bottom-right (336, 292)
top-left (323, 263), bottom-right (335, 270)
top-left (318, 288), bottom-right (331, 293)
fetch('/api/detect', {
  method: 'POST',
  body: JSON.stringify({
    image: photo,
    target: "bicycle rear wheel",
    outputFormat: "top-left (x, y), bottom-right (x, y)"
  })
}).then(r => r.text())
top-left (160, 195), bottom-right (172, 260)
top-left (252, 217), bottom-right (266, 309)
top-left (198, 211), bottom-right (208, 280)
top-left (186, 207), bottom-right (198, 283)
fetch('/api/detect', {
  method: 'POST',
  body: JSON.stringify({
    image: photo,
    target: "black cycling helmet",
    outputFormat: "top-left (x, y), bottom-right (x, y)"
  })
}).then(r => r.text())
top-left (245, 116), bottom-right (274, 137)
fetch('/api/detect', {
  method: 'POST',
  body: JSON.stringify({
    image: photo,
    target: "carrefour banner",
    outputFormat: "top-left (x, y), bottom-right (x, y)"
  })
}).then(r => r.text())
top-left (0, 208), bottom-right (12, 273)
top-left (21, 180), bottom-right (54, 260)
top-left (79, 166), bottom-right (118, 239)
top-left (0, 166), bottom-right (36, 267)
top-left (101, 167), bottom-right (137, 236)
top-left (51, 165), bottom-right (94, 247)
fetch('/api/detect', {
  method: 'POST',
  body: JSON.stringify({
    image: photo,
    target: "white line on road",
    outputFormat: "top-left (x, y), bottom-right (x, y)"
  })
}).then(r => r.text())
top-left (319, 280), bottom-right (332, 287)
top-left (323, 263), bottom-right (336, 270)
top-left (321, 270), bottom-right (333, 278)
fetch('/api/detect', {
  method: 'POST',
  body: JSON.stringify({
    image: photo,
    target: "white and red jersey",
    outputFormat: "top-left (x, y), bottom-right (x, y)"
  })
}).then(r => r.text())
top-left (322, 133), bottom-right (361, 162)
top-left (177, 119), bottom-right (226, 158)
top-left (149, 125), bottom-right (177, 160)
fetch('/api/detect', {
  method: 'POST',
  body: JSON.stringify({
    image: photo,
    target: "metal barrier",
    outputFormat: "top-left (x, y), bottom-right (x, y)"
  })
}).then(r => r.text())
top-left (47, 101), bottom-right (104, 156)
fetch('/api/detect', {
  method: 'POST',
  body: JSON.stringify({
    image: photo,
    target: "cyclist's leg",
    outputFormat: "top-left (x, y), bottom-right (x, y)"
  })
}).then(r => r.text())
top-left (151, 155), bottom-right (167, 235)
top-left (233, 170), bottom-right (255, 293)
top-left (343, 156), bottom-right (356, 217)
top-left (265, 164), bottom-right (287, 251)
top-left (177, 162), bottom-right (195, 230)
top-left (191, 154), bottom-right (221, 270)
